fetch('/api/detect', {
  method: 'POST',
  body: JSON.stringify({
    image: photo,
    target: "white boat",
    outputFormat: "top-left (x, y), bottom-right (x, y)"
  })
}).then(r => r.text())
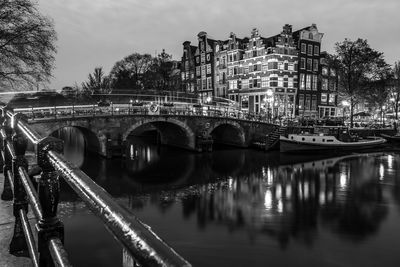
top-left (280, 130), bottom-right (386, 153)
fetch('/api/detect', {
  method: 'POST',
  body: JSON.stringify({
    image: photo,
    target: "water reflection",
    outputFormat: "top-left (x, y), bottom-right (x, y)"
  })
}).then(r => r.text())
top-left (56, 131), bottom-right (400, 266)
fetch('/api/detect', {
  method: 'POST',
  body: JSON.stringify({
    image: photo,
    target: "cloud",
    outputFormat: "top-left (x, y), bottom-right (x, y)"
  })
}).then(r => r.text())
top-left (38, 0), bottom-right (400, 89)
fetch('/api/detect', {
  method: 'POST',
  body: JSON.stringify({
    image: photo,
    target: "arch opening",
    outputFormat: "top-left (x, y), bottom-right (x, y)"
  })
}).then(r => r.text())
top-left (51, 126), bottom-right (101, 165)
top-left (210, 123), bottom-right (246, 148)
top-left (125, 120), bottom-right (195, 151)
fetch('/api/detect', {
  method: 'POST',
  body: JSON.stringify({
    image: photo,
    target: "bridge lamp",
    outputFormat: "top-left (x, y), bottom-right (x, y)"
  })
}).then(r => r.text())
top-left (206, 96), bottom-right (212, 104)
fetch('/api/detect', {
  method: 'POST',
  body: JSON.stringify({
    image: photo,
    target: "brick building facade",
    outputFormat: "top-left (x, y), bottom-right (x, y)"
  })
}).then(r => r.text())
top-left (181, 23), bottom-right (336, 118)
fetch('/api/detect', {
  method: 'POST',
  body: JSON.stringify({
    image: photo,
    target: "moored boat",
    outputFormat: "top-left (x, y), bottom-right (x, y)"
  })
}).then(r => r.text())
top-left (380, 133), bottom-right (400, 143)
top-left (280, 127), bottom-right (386, 153)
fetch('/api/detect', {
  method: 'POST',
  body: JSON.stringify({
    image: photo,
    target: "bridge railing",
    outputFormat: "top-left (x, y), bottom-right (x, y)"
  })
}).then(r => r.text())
top-left (12, 101), bottom-right (277, 124)
top-left (0, 107), bottom-right (191, 267)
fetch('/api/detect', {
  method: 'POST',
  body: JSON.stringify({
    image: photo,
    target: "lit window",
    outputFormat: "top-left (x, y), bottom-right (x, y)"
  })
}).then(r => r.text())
top-left (322, 78), bottom-right (328, 90)
top-left (321, 93), bottom-right (327, 103)
top-left (329, 94), bottom-right (335, 104)
top-left (300, 74), bottom-right (305, 90)
top-left (261, 77), bottom-right (268, 88)
top-left (312, 75), bottom-right (318, 90)
top-left (306, 74), bottom-right (311, 90)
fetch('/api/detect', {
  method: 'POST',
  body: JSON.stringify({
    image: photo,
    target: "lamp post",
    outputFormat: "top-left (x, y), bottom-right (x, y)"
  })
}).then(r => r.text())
top-left (342, 100), bottom-right (350, 125)
top-left (129, 99), bottom-right (133, 115)
top-left (382, 105), bottom-right (386, 126)
top-left (111, 101), bottom-right (113, 116)
top-left (266, 89), bottom-right (273, 123)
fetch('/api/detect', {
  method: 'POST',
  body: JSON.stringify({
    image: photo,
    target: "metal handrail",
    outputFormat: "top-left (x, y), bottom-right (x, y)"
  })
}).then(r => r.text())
top-left (18, 167), bottom-right (43, 220)
top-left (47, 149), bottom-right (190, 266)
top-left (49, 238), bottom-right (73, 267)
top-left (19, 209), bottom-right (39, 267)
top-left (0, 109), bottom-right (191, 266)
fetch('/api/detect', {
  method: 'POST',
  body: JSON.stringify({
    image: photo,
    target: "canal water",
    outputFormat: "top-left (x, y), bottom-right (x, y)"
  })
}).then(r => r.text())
top-left (55, 127), bottom-right (400, 267)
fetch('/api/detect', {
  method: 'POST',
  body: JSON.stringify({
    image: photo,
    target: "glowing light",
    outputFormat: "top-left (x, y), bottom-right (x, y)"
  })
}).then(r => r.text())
top-left (277, 200), bottom-right (283, 213)
top-left (304, 182), bottom-right (309, 199)
top-left (319, 192), bottom-right (325, 204)
top-left (276, 186), bottom-right (282, 199)
top-left (388, 155), bottom-right (393, 170)
top-left (264, 190), bottom-right (273, 210)
top-left (379, 164), bottom-right (384, 180)
top-left (340, 172), bottom-right (347, 188)
top-left (286, 185), bottom-right (292, 198)
top-left (130, 145), bottom-right (134, 159)
top-left (228, 178), bottom-right (234, 190)
top-left (266, 167), bottom-right (273, 186)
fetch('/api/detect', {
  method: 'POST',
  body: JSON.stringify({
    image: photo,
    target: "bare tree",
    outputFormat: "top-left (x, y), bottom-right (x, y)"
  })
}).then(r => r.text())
top-left (363, 60), bottom-right (393, 124)
top-left (82, 67), bottom-right (110, 95)
top-left (391, 61), bottom-right (400, 120)
top-left (0, 0), bottom-right (57, 90)
top-left (109, 53), bottom-right (154, 91)
top-left (332, 38), bottom-right (386, 127)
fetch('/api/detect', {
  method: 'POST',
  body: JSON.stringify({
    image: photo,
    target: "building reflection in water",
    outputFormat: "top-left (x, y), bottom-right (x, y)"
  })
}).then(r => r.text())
top-left (55, 130), bottom-right (400, 266)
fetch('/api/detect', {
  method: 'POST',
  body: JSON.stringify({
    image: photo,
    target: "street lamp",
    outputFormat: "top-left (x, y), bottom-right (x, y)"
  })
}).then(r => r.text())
top-left (382, 105), bottom-right (386, 126)
top-left (129, 99), bottom-right (133, 115)
top-left (342, 100), bottom-right (350, 125)
top-left (266, 89), bottom-right (273, 122)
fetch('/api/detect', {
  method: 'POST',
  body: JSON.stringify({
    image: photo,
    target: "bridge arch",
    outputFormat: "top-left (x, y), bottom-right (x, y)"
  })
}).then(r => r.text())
top-left (123, 118), bottom-right (196, 150)
top-left (35, 122), bottom-right (103, 156)
top-left (208, 121), bottom-right (246, 147)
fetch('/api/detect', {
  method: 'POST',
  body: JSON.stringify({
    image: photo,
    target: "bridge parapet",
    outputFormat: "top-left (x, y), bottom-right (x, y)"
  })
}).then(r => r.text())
top-left (11, 103), bottom-right (279, 157)
top-left (0, 106), bottom-right (191, 266)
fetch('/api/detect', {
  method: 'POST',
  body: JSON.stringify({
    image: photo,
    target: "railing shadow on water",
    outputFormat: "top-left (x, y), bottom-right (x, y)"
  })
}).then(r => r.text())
top-left (0, 106), bottom-right (191, 267)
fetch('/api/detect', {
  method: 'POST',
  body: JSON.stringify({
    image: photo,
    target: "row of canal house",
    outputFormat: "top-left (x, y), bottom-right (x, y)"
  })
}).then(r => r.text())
top-left (181, 24), bottom-right (339, 119)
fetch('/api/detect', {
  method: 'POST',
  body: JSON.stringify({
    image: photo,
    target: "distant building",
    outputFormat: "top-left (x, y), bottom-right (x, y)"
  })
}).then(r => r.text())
top-left (292, 24), bottom-right (324, 118)
top-left (319, 51), bottom-right (339, 117)
top-left (181, 41), bottom-right (197, 93)
top-left (181, 23), bottom-right (335, 118)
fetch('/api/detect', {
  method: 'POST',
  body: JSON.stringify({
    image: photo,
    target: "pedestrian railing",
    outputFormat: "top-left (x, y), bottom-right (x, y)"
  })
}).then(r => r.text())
top-left (0, 106), bottom-right (191, 267)
top-left (13, 101), bottom-right (279, 125)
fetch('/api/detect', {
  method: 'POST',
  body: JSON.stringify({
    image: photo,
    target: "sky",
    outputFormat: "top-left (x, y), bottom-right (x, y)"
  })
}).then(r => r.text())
top-left (38, 0), bottom-right (400, 90)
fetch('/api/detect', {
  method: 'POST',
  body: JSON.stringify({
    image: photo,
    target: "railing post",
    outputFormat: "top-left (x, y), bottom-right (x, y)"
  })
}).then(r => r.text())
top-left (9, 128), bottom-right (30, 257)
top-left (35, 136), bottom-right (64, 267)
top-left (1, 120), bottom-right (13, 200)
top-left (0, 116), bottom-right (4, 173)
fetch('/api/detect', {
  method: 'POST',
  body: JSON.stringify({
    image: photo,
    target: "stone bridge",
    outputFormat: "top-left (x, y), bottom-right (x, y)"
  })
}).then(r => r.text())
top-left (27, 114), bottom-right (278, 158)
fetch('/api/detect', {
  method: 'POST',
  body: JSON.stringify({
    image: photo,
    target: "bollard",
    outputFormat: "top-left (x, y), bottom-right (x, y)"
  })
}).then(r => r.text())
top-left (35, 136), bottom-right (64, 267)
top-left (9, 132), bottom-right (30, 257)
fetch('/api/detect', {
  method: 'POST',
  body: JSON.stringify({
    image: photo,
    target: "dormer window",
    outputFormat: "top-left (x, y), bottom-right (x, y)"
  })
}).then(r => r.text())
top-left (309, 33), bottom-right (313, 40)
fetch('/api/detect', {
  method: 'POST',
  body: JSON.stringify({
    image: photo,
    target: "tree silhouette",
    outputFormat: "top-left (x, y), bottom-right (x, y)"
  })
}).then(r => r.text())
top-left (391, 61), bottom-right (400, 120)
top-left (332, 39), bottom-right (386, 127)
top-left (109, 53), bottom-right (155, 91)
top-left (82, 67), bottom-right (110, 95)
top-left (0, 0), bottom-right (57, 90)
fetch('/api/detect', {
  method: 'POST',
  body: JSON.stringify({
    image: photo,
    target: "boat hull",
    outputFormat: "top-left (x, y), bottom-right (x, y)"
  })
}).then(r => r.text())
top-left (280, 136), bottom-right (386, 153)
top-left (381, 134), bottom-right (400, 143)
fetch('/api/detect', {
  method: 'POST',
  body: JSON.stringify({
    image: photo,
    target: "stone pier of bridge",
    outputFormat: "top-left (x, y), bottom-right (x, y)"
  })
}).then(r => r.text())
top-left (28, 115), bottom-right (278, 158)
